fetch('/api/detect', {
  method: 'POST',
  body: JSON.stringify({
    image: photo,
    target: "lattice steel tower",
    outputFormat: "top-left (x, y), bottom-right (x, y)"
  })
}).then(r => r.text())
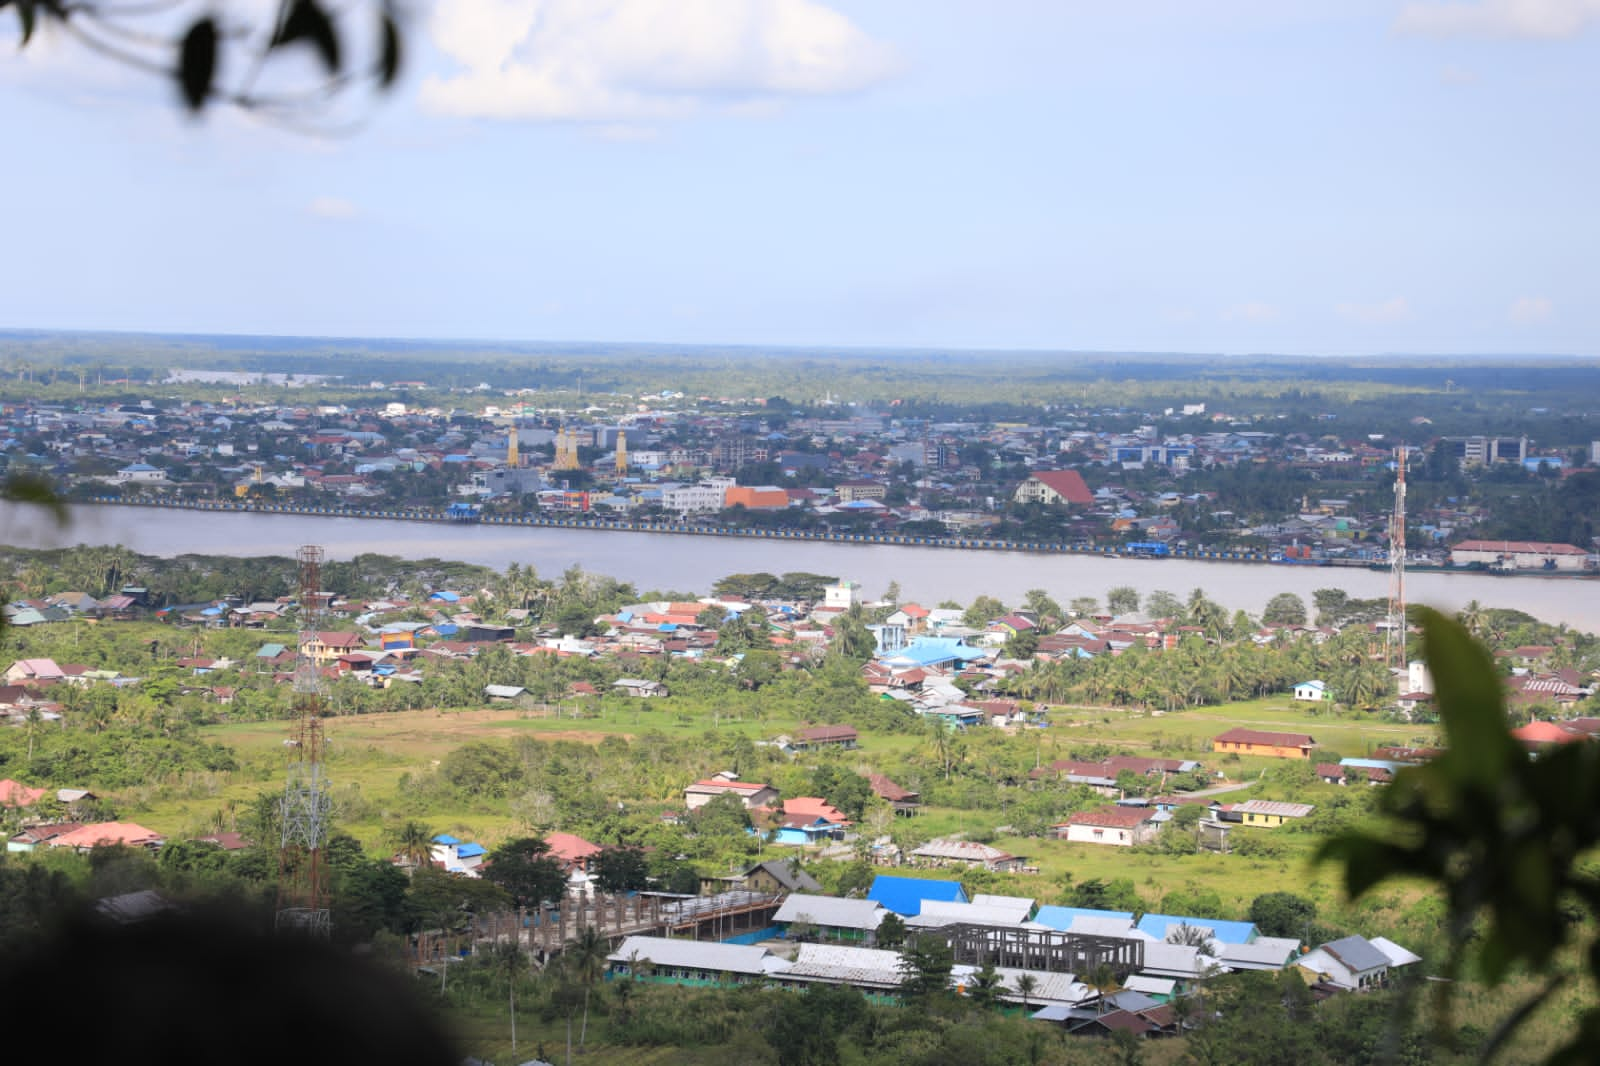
top-left (277, 544), bottom-right (332, 936)
top-left (1385, 447), bottom-right (1408, 674)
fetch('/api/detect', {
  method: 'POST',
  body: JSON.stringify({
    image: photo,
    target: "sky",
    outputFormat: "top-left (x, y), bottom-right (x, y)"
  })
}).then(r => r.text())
top-left (2, 1), bottom-right (1597, 356)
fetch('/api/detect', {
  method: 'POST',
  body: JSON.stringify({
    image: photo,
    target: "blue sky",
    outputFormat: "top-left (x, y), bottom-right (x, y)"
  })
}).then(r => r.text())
top-left (2, 1), bottom-right (1596, 355)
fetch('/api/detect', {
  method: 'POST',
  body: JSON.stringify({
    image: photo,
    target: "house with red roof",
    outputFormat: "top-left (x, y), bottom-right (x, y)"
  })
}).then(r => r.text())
top-left (791, 725), bottom-right (859, 750)
top-left (869, 774), bottom-right (921, 815)
top-left (0, 778), bottom-right (48, 808)
top-left (1054, 805), bottom-right (1161, 846)
top-left (1212, 728), bottom-right (1315, 760)
top-left (1511, 720), bottom-right (1592, 750)
top-left (544, 831), bottom-right (603, 872)
top-left (45, 821), bottom-right (165, 852)
top-left (1012, 470), bottom-right (1094, 507)
top-left (683, 773), bottom-right (780, 811)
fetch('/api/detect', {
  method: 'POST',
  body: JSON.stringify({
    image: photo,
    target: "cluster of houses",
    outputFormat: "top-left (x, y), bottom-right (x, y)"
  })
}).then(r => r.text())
top-left (605, 871), bottom-right (1421, 1037)
top-left (2, 777), bottom-right (172, 854)
top-left (10, 388), bottom-right (1594, 560)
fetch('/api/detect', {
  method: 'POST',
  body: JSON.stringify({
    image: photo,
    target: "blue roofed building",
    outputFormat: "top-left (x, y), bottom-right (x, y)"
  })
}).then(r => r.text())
top-left (880, 637), bottom-right (988, 671)
top-left (1032, 906), bottom-right (1136, 932)
top-left (1136, 913), bottom-right (1258, 945)
top-left (867, 874), bottom-right (968, 916)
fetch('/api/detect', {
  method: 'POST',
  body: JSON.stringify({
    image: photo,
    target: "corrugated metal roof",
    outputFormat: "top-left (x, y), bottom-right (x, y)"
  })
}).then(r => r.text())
top-left (782, 943), bottom-right (904, 988)
top-left (1136, 913), bottom-right (1258, 945)
top-left (1324, 935), bottom-right (1391, 974)
top-left (1032, 905), bottom-right (1135, 931)
top-left (607, 935), bottom-right (779, 977)
top-left (773, 893), bottom-right (885, 931)
top-left (908, 899), bottom-right (1030, 928)
top-left (867, 874), bottom-right (967, 916)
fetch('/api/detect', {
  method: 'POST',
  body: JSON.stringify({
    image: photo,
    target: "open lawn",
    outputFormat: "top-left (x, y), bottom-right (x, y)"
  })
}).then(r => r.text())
top-left (1046, 695), bottom-right (1439, 770)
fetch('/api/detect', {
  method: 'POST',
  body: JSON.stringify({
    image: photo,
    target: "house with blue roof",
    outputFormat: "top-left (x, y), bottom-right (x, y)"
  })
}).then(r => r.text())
top-left (430, 834), bottom-right (487, 876)
top-left (1031, 906), bottom-right (1136, 932)
top-left (881, 637), bottom-right (988, 671)
top-left (867, 874), bottom-right (968, 916)
top-left (1136, 913), bottom-right (1258, 945)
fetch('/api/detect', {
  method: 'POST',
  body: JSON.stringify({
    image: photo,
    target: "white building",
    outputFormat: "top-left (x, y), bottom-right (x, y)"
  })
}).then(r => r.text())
top-left (661, 478), bottom-right (734, 514)
top-left (824, 580), bottom-right (863, 611)
top-left (116, 463), bottom-right (168, 483)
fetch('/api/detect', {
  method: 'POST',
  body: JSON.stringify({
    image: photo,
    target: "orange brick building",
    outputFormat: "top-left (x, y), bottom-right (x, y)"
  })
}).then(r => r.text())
top-left (724, 486), bottom-right (790, 509)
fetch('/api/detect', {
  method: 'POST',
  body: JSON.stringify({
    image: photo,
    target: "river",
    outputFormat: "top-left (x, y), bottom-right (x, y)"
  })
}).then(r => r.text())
top-left (4, 503), bottom-right (1596, 633)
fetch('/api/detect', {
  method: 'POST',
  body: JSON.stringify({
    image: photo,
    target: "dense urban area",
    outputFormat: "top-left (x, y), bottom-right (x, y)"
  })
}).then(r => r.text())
top-left (2, 340), bottom-right (1600, 1065)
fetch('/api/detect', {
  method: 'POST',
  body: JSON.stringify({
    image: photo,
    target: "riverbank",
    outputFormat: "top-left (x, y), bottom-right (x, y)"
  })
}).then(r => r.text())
top-left (9, 498), bottom-right (1596, 632)
top-left (78, 496), bottom-right (1600, 577)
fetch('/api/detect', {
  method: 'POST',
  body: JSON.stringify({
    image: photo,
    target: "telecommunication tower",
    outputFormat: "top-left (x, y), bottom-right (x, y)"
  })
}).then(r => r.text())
top-left (277, 544), bottom-right (332, 937)
top-left (1385, 447), bottom-right (1408, 673)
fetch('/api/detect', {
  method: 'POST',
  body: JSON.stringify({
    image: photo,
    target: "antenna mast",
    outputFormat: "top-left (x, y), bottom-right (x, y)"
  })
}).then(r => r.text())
top-left (1386, 447), bottom-right (1408, 674)
top-left (277, 544), bottom-right (332, 937)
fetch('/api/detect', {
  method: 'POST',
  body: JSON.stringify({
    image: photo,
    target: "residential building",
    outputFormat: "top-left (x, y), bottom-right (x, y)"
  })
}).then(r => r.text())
top-left (607, 935), bottom-right (782, 987)
top-left (1055, 805), bottom-right (1161, 847)
top-left (683, 774), bottom-right (779, 811)
top-left (1229, 799), bottom-right (1315, 827)
top-left (773, 894), bottom-right (887, 943)
top-left (1211, 728), bottom-right (1315, 759)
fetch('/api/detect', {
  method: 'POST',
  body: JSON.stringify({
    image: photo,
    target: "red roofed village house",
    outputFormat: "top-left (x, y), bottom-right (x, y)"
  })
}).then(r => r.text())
top-left (683, 773), bottom-right (780, 811)
top-left (1212, 728), bottom-right (1316, 760)
top-left (1055, 805), bottom-right (1161, 846)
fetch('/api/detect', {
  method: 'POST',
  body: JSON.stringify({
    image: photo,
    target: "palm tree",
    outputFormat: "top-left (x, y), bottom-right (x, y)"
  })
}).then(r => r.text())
top-left (1085, 963), bottom-right (1123, 1014)
top-left (495, 941), bottom-right (525, 1054)
top-left (1014, 972), bottom-right (1039, 1016)
top-left (393, 820), bottom-right (434, 873)
top-left (569, 924), bottom-right (609, 1050)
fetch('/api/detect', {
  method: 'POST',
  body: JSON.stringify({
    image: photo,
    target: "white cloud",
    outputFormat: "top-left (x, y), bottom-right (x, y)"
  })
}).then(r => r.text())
top-left (1396, 0), bottom-right (1600, 40)
top-left (1337, 297), bottom-right (1411, 324)
top-left (1440, 64), bottom-right (1480, 85)
top-left (1222, 302), bottom-right (1279, 323)
top-left (308, 196), bottom-right (358, 219)
top-left (419, 0), bottom-right (900, 123)
top-left (1510, 295), bottom-right (1554, 322)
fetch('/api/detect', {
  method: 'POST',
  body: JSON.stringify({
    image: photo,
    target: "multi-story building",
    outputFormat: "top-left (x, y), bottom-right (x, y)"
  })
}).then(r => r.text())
top-left (1440, 435), bottom-right (1528, 468)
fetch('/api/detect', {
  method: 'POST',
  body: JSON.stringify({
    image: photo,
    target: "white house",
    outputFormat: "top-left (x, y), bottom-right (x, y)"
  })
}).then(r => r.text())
top-left (1293, 680), bottom-right (1328, 702)
top-left (1055, 805), bottom-right (1161, 847)
top-left (1296, 934), bottom-right (1416, 991)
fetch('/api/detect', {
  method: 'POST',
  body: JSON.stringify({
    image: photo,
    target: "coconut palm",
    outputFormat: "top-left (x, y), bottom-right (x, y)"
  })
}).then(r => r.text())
top-left (393, 820), bottom-right (434, 873)
top-left (568, 924), bottom-right (609, 1050)
top-left (1085, 963), bottom-right (1123, 1014)
top-left (1014, 972), bottom-right (1039, 1015)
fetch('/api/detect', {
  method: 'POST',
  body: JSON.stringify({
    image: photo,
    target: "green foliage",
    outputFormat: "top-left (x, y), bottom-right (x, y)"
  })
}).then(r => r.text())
top-left (481, 837), bottom-right (567, 908)
top-left (1062, 877), bottom-right (1144, 913)
top-left (1319, 607), bottom-right (1600, 1063)
top-left (591, 846), bottom-right (650, 894)
top-left (898, 933), bottom-right (955, 999)
top-left (1249, 891), bottom-right (1318, 939)
top-left (439, 742), bottom-right (525, 799)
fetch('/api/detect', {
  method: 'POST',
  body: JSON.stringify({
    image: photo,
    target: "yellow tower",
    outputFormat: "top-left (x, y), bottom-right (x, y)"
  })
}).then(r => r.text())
top-left (555, 427), bottom-right (581, 471)
top-left (506, 425), bottom-right (519, 468)
top-left (615, 429), bottom-right (628, 475)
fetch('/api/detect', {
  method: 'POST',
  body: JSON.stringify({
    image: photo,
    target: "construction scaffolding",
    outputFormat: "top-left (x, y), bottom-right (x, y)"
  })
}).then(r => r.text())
top-left (277, 544), bottom-right (332, 937)
top-left (936, 923), bottom-right (1144, 974)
